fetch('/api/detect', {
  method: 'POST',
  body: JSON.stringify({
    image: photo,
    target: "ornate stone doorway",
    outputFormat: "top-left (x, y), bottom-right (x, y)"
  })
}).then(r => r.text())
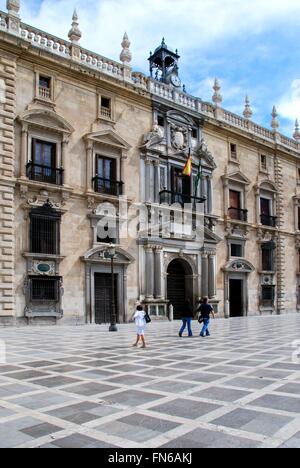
top-left (167, 259), bottom-right (193, 320)
top-left (229, 279), bottom-right (244, 317)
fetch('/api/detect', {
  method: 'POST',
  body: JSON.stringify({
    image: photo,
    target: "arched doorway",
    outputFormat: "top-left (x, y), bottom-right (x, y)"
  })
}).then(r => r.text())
top-left (167, 259), bottom-right (193, 320)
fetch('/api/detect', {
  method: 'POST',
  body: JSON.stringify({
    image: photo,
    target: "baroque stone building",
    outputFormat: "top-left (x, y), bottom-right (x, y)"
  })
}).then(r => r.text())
top-left (1, 1), bottom-right (300, 325)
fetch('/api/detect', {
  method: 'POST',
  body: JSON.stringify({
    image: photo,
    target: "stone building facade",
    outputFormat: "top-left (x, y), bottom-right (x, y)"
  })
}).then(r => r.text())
top-left (1, 1), bottom-right (300, 325)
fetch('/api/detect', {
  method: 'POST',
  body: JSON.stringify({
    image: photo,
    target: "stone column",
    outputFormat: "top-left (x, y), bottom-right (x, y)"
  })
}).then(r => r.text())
top-left (86, 141), bottom-right (93, 193)
top-left (154, 160), bottom-right (160, 204)
top-left (145, 158), bottom-right (152, 202)
top-left (145, 246), bottom-right (154, 299)
top-left (20, 123), bottom-right (28, 179)
top-left (120, 153), bottom-right (127, 196)
top-left (208, 254), bottom-right (216, 299)
top-left (61, 137), bottom-right (69, 186)
top-left (154, 246), bottom-right (163, 299)
top-left (207, 177), bottom-right (213, 214)
top-left (255, 186), bottom-right (261, 225)
top-left (201, 252), bottom-right (209, 298)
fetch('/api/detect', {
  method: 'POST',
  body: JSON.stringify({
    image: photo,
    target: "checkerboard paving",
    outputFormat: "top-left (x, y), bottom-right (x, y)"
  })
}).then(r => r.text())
top-left (0, 315), bottom-right (300, 448)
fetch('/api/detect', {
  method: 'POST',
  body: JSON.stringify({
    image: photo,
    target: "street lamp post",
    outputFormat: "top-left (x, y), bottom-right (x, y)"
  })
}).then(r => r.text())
top-left (104, 244), bottom-right (118, 332)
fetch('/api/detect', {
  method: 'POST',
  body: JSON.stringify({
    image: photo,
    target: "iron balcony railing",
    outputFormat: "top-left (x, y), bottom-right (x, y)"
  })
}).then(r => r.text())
top-left (26, 162), bottom-right (64, 186)
top-left (159, 190), bottom-right (206, 207)
top-left (261, 214), bottom-right (277, 227)
top-left (228, 207), bottom-right (248, 222)
top-left (92, 176), bottom-right (124, 196)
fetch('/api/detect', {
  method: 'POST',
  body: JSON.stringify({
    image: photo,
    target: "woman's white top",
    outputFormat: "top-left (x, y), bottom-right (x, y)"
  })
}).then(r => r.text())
top-left (134, 310), bottom-right (146, 328)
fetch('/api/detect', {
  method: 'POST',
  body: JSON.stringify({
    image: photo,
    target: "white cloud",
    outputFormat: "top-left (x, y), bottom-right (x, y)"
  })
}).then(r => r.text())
top-left (2, 0), bottom-right (300, 71)
top-left (279, 79), bottom-right (300, 121)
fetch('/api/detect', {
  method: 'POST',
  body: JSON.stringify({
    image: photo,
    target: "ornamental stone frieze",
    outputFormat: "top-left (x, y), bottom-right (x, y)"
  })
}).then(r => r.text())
top-left (170, 123), bottom-right (188, 151)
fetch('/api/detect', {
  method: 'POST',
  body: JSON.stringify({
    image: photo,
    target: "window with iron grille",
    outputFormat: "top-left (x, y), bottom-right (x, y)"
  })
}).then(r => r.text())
top-left (261, 242), bottom-right (276, 271)
top-left (261, 285), bottom-right (275, 306)
top-left (30, 203), bottom-right (61, 255)
top-left (31, 276), bottom-right (60, 301)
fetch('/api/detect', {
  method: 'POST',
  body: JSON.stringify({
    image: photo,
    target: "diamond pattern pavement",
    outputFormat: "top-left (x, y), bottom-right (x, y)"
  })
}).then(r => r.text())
top-left (0, 315), bottom-right (300, 448)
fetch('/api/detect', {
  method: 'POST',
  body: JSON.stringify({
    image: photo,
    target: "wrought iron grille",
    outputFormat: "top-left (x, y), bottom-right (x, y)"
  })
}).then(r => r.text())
top-left (30, 203), bottom-right (61, 255)
top-left (228, 207), bottom-right (248, 222)
top-left (26, 162), bottom-right (64, 186)
top-left (31, 276), bottom-right (60, 301)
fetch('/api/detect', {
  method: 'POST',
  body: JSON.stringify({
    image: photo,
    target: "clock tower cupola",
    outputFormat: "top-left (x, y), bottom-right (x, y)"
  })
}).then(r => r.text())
top-left (149, 38), bottom-right (182, 88)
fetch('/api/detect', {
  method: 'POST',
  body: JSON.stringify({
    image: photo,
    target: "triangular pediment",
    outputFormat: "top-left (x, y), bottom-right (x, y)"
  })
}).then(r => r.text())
top-left (18, 109), bottom-right (74, 134)
top-left (84, 130), bottom-right (131, 151)
top-left (223, 171), bottom-right (251, 185)
top-left (83, 246), bottom-right (134, 264)
top-left (204, 226), bottom-right (222, 244)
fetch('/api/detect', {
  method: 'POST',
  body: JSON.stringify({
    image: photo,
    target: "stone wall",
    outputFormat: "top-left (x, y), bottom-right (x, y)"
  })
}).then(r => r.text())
top-left (0, 52), bottom-right (16, 323)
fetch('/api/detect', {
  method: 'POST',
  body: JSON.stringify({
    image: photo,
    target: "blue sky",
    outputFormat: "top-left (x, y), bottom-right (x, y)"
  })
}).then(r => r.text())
top-left (2, 0), bottom-right (300, 136)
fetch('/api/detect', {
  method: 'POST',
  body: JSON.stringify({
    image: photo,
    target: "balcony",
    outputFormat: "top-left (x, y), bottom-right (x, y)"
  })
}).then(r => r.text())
top-left (261, 214), bottom-right (277, 227)
top-left (92, 176), bottom-right (123, 196)
top-left (26, 162), bottom-right (64, 186)
top-left (228, 207), bottom-right (248, 222)
top-left (39, 86), bottom-right (51, 100)
top-left (159, 190), bottom-right (206, 207)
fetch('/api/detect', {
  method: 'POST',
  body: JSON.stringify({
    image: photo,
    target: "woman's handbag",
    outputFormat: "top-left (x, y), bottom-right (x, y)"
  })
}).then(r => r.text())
top-left (145, 312), bottom-right (152, 324)
top-left (198, 316), bottom-right (204, 324)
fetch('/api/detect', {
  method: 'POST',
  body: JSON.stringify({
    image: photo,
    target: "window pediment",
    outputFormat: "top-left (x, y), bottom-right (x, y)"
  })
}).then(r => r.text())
top-left (223, 171), bottom-right (251, 185)
top-left (84, 130), bottom-right (131, 152)
top-left (18, 109), bottom-right (74, 135)
top-left (82, 246), bottom-right (134, 264)
top-left (259, 180), bottom-right (278, 193)
top-left (223, 259), bottom-right (255, 273)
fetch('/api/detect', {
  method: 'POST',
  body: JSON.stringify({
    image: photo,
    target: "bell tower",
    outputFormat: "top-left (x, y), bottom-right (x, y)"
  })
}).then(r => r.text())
top-left (148, 38), bottom-right (181, 87)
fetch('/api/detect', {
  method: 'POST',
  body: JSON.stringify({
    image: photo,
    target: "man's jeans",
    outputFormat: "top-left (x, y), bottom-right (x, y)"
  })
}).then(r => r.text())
top-left (200, 318), bottom-right (210, 336)
top-left (180, 318), bottom-right (193, 337)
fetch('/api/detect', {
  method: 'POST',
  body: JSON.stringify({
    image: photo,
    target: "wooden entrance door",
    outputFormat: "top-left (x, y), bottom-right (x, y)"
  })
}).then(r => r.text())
top-left (94, 273), bottom-right (118, 324)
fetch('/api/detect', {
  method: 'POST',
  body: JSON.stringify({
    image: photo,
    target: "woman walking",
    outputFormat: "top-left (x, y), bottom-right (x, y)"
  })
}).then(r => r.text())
top-left (132, 305), bottom-right (147, 348)
top-left (179, 299), bottom-right (194, 338)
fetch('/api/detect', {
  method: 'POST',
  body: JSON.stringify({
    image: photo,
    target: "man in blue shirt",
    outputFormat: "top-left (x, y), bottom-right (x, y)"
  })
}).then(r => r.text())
top-left (197, 297), bottom-right (215, 337)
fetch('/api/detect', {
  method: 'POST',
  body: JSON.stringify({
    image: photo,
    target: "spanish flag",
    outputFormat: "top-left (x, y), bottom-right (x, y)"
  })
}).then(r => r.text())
top-left (182, 150), bottom-right (192, 177)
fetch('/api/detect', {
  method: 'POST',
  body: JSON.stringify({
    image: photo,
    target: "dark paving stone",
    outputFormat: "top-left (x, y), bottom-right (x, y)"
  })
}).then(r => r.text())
top-left (50, 433), bottom-right (117, 448)
top-left (192, 386), bottom-right (250, 402)
top-left (21, 422), bottom-right (62, 438)
top-left (224, 376), bottom-right (274, 390)
top-left (5, 370), bottom-right (50, 380)
top-left (20, 361), bottom-right (57, 368)
top-left (250, 394), bottom-right (300, 413)
top-left (247, 369), bottom-right (293, 380)
top-left (104, 374), bottom-right (154, 386)
top-left (181, 372), bottom-right (224, 384)
top-left (65, 382), bottom-right (118, 396)
top-left (228, 360), bottom-right (265, 367)
top-left (147, 380), bottom-right (199, 393)
top-left (119, 413), bottom-right (179, 432)
top-left (104, 389), bottom-right (164, 407)
top-left (275, 382), bottom-right (300, 396)
top-left (44, 365), bottom-right (85, 374)
top-left (30, 376), bottom-right (82, 388)
top-left (140, 368), bottom-right (181, 378)
top-left (160, 427), bottom-right (258, 448)
top-left (108, 364), bottom-right (150, 373)
top-left (267, 362), bottom-right (300, 371)
top-left (212, 408), bottom-right (292, 436)
top-left (151, 398), bottom-right (220, 420)
top-left (280, 432), bottom-right (300, 448)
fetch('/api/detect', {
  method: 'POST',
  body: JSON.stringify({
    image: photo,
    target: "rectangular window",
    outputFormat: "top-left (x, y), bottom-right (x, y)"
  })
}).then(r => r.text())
top-left (231, 244), bottom-right (242, 257)
top-left (157, 116), bottom-right (165, 127)
top-left (100, 97), bottom-right (112, 119)
top-left (261, 155), bottom-right (267, 171)
top-left (261, 285), bottom-right (275, 307)
top-left (230, 143), bottom-right (237, 160)
top-left (228, 189), bottom-right (245, 220)
top-left (192, 128), bottom-right (198, 139)
top-left (171, 166), bottom-right (191, 204)
top-left (39, 76), bottom-right (51, 100)
top-left (30, 215), bottom-right (60, 255)
top-left (260, 197), bottom-right (271, 216)
top-left (262, 249), bottom-right (273, 271)
top-left (94, 155), bottom-right (121, 195)
top-left (160, 166), bottom-right (167, 191)
top-left (31, 277), bottom-right (60, 301)
top-left (28, 139), bottom-right (61, 185)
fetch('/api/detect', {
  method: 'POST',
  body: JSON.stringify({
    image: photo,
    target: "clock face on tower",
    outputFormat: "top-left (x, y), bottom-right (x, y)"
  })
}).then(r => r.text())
top-left (170, 74), bottom-right (182, 88)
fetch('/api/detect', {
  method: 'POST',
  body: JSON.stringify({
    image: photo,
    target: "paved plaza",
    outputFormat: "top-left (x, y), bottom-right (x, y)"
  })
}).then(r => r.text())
top-left (0, 315), bottom-right (300, 448)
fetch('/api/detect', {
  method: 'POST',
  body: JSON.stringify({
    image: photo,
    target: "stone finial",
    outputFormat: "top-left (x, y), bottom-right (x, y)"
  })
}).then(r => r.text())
top-left (293, 119), bottom-right (300, 141)
top-left (243, 95), bottom-right (253, 120)
top-left (271, 105), bottom-right (280, 131)
top-left (7, 0), bottom-right (20, 17)
top-left (120, 32), bottom-right (132, 65)
top-left (212, 78), bottom-right (222, 107)
top-left (68, 9), bottom-right (82, 44)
